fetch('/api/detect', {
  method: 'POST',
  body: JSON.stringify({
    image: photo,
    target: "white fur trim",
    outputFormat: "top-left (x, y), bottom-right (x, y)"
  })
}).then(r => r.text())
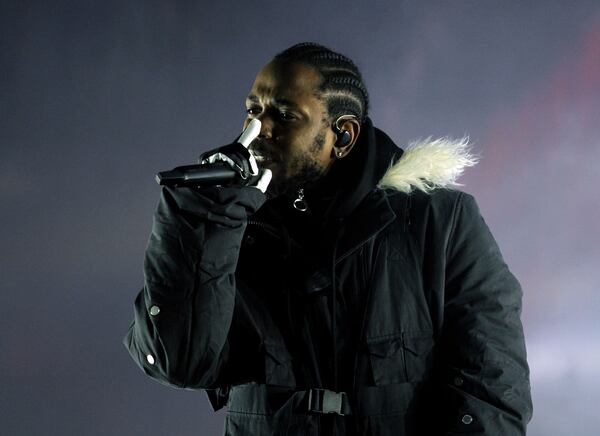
top-left (377, 137), bottom-right (479, 193)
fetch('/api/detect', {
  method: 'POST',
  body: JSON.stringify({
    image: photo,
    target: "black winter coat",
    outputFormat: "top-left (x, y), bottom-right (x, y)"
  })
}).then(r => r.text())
top-left (124, 119), bottom-right (532, 435)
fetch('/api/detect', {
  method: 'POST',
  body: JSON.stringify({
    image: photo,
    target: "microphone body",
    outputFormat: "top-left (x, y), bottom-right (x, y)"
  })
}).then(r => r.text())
top-left (155, 163), bottom-right (238, 187)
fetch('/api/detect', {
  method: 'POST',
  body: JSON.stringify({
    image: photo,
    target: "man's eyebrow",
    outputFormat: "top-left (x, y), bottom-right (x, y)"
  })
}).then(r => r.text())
top-left (246, 94), bottom-right (300, 109)
top-left (274, 98), bottom-right (300, 109)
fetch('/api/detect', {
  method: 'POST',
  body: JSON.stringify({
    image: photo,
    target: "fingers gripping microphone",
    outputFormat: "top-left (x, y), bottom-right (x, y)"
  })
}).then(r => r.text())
top-left (155, 119), bottom-right (262, 187)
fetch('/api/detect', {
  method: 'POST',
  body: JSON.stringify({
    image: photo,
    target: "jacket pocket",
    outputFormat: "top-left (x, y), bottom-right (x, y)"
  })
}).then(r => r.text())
top-left (263, 341), bottom-right (296, 387)
top-left (367, 331), bottom-right (435, 385)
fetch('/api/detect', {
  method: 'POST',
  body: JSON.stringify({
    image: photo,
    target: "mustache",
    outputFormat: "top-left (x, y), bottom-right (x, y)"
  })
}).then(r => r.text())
top-left (249, 141), bottom-right (282, 162)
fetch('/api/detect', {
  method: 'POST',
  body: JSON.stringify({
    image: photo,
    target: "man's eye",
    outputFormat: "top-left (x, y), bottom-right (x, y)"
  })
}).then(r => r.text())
top-left (279, 112), bottom-right (296, 121)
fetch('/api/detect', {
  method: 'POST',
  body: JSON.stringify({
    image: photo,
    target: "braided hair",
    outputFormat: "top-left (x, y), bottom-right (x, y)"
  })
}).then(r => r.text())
top-left (274, 42), bottom-right (369, 123)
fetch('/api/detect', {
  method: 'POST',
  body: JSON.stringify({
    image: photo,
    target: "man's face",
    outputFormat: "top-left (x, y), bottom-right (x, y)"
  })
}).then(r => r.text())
top-left (243, 60), bottom-right (337, 198)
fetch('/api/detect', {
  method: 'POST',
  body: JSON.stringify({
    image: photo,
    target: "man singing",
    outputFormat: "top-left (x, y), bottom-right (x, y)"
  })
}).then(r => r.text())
top-left (124, 42), bottom-right (532, 435)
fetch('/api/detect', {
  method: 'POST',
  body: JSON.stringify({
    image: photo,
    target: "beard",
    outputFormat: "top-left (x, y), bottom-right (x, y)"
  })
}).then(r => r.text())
top-left (263, 130), bottom-right (327, 199)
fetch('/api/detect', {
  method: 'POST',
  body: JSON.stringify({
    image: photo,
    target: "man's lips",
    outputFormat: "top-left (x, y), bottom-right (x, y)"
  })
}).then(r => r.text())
top-left (250, 147), bottom-right (281, 164)
top-left (254, 155), bottom-right (278, 164)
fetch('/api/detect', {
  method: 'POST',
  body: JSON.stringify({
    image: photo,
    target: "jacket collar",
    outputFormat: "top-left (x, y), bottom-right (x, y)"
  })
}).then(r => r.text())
top-left (322, 117), bottom-right (478, 260)
top-left (304, 116), bottom-right (401, 221)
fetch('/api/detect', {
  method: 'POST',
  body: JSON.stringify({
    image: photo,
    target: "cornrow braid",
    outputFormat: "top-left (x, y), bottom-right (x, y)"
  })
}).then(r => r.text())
top-left (274, 42), bottom-right (369, 123)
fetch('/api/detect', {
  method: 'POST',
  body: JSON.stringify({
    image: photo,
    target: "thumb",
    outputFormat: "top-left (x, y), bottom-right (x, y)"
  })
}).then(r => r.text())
top-left (252, 169), bottom-right (272, 193)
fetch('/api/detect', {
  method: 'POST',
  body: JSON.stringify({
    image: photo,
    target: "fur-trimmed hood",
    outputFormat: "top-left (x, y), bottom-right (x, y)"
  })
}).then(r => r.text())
top-left (299, 118), bottom-right (479, 221)
top-left (377, 136), bottom-right (479, 194)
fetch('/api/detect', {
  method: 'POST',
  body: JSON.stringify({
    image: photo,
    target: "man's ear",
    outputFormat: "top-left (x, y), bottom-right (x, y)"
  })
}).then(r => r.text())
top-left (332, 116), bottom-right (361, 159)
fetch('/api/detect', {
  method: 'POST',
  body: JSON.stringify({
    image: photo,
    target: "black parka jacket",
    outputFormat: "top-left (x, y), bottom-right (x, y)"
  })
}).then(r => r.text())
top-left (124, 119), bottom-right (532, 435)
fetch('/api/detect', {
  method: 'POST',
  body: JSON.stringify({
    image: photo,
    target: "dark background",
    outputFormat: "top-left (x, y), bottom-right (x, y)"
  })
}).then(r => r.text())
top-left (2, 1), bottom-right (599, 435)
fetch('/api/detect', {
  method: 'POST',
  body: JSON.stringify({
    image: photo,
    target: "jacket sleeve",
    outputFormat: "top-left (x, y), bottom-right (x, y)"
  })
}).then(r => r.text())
top-left (440, 192), bottom-right (533, 434)
top-left (123, 185), bottom-right (266, 389)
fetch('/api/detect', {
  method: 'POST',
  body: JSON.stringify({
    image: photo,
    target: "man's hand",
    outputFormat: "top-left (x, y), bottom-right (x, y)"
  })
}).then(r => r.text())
top-left (199, 146), bottom-right (272, 193)
top-left (198, 119), bottom-right (271, 193)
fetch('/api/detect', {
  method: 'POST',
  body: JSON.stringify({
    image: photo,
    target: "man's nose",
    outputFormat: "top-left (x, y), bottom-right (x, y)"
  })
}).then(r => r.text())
top-left (257, 113), bottom-right (274, 139)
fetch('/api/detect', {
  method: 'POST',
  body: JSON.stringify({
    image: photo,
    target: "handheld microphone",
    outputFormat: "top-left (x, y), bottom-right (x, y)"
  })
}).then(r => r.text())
top-left (155, 119), bottom-right (262, 187)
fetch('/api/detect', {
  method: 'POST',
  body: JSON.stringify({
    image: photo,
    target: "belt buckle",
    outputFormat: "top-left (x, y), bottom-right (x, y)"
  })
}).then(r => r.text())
top-left (308, 388), bottom-right (346, 415)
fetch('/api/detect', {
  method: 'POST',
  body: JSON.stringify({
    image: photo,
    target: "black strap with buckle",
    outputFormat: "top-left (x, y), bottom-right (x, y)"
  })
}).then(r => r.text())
top-left (307, 388), bottom-right (352, 415)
